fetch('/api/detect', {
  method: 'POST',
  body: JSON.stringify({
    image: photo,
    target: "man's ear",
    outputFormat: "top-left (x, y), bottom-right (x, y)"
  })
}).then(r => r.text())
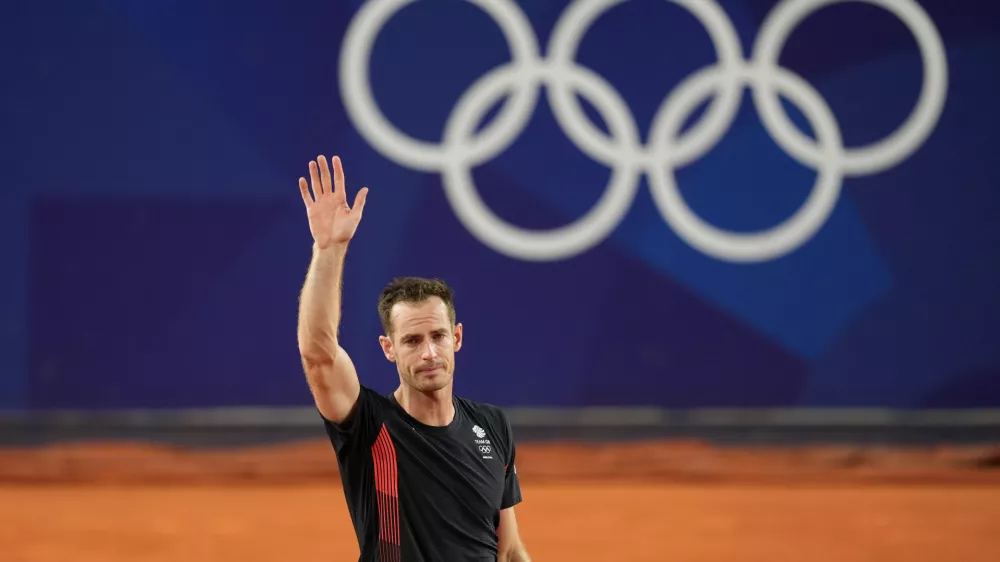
top-left (379, 335), bottom-right (396, 362)
top-left (453, 322), bottom-right (463, 352)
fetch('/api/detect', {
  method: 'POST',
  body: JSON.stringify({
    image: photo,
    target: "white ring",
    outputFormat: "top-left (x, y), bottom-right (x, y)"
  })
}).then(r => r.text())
top-left (543, 61), bottom-right (643, 168)
top-left (647, 65), bottom-right (844, 262)
top-left (441, 63), bottom-right (545, 169)
top-left (752, 0), bottom-right (949, 175)
top-left (339, 0), bottom-right (541, 172)
top-left (441, 64), bottom-right (642, 262)
top-left (546, 0), bottom-right (747, 168)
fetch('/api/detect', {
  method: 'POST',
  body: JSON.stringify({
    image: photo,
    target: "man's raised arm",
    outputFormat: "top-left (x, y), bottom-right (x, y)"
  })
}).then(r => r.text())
top-left (296, 155), bottom-right (368, 424)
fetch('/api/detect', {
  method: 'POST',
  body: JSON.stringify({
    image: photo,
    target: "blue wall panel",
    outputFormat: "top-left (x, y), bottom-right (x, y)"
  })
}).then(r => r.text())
top-left (3, 0), bottom-right (998, 409)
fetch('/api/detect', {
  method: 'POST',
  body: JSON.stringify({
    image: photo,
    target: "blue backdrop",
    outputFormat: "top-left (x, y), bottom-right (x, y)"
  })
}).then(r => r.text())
top-left (2, 0), bottom-right (998, 410)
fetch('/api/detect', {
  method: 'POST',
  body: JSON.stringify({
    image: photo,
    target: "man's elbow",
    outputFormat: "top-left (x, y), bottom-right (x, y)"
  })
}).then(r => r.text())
top-left (298, 333), bottom-right (341, 368)
top-left (297, 332), bottom-right (337, 364)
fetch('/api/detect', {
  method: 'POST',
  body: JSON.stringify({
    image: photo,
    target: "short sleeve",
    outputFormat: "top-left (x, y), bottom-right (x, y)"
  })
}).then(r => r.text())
top-left (500, 414), bottom-right (523, 509)
top-left (321, 385), bottom-right (386, 457)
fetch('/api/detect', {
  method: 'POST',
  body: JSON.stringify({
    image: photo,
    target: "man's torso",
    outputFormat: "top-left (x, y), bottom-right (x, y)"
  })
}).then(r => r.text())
top-left (323, 386), bottom-right (522, 561)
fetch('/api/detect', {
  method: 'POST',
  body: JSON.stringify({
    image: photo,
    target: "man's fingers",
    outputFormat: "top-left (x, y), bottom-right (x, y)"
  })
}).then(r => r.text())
top-left (333, 156), bottom-right (346, 199)
top-left (352, 186), bottom-right (369, 214)
top-left (298, 177), bottom-right (313, 208)
top-left (308, 161), bottom-right (323, 196)
top-left (304, 155), bottom-right (353, 206)
top-left (318, 155), bottom-right (332, 195)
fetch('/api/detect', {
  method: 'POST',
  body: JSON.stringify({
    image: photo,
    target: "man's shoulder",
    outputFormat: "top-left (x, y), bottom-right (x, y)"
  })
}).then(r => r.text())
top-left (320, 385), bottom-right (393, 429)
top-left (359, 383), bottom-right (394, 402)
top-left (455, 395), bottom-right (513, 435)
top-left (455, 394), bottom-right (507, 417)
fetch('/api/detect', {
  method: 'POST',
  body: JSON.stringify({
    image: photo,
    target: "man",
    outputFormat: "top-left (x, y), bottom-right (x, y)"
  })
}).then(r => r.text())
top-left (296, 154), bottom-right (531, 561)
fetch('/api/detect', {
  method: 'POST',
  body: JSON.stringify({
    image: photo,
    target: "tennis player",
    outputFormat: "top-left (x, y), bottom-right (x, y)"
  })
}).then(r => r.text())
top-left (296, 155), bottom-right (531, 561)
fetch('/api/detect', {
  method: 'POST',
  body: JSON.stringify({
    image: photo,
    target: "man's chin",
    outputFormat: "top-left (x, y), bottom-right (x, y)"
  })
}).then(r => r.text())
top-left (410, 371), bottom-right (452, 392)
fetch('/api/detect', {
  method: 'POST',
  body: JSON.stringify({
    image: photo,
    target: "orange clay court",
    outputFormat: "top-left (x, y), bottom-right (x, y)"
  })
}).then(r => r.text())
top-left (1, 440), bottom-right (999, 561)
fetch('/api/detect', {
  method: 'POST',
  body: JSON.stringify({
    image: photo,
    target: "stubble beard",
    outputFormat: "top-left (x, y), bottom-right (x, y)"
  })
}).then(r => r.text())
top-left (402, 367), bottom-right (453, 394)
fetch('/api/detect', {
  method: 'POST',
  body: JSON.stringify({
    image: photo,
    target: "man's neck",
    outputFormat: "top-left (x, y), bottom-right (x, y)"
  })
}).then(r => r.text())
top-left (394, 384), bottom-right (455, 427)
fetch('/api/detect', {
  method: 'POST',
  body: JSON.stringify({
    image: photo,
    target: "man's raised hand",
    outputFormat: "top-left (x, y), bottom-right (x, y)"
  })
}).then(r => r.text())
top-left (298, 155), bottom-right (368, 249)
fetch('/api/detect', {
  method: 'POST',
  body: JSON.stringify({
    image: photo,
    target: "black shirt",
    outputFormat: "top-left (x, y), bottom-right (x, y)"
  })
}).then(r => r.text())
top-left (322, 385), bottom-right (523, 561)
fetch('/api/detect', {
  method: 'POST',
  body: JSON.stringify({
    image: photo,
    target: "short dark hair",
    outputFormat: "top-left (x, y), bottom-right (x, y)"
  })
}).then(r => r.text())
top-left (378, 277), bottom-right (456, 336)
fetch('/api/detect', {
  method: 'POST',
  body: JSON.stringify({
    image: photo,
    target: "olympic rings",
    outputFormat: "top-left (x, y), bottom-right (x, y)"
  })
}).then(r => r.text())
top-left (339, 0), bottom-right (948, 262)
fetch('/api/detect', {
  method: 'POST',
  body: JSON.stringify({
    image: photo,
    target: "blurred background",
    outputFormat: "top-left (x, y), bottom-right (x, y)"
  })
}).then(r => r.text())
top-left (2, 0), bottom-right (999, 560)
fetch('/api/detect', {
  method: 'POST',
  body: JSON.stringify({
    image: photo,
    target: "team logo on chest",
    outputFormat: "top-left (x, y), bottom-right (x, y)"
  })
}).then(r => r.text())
top-left (471, 425), bottom-right (493, 459)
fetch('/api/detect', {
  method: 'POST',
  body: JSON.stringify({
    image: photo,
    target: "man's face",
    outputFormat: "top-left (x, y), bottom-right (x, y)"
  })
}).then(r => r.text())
top-left (379, 297), bottom-right (462, 393)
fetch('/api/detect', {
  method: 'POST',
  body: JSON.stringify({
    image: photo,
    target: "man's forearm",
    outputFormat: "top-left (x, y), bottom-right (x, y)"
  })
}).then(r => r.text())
top-left (297, 243), bottom-right (348, 362)
top-left (503, 543), bottom-right (531, 562)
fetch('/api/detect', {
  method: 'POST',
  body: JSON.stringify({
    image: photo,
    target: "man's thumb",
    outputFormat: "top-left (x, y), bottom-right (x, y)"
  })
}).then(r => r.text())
top-left (353, 187), bottom-right (368, 212)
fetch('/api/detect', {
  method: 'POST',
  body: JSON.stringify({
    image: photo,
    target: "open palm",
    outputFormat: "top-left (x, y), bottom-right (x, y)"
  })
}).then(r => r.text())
top-left (298, 155), bottom-right (368, 249)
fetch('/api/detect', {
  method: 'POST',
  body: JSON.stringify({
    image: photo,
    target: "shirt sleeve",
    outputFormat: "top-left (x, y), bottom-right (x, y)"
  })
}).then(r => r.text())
top-left (321, 385), bottom-right (386, 457)
top-left (500, 413), bottom-right (523, 510)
